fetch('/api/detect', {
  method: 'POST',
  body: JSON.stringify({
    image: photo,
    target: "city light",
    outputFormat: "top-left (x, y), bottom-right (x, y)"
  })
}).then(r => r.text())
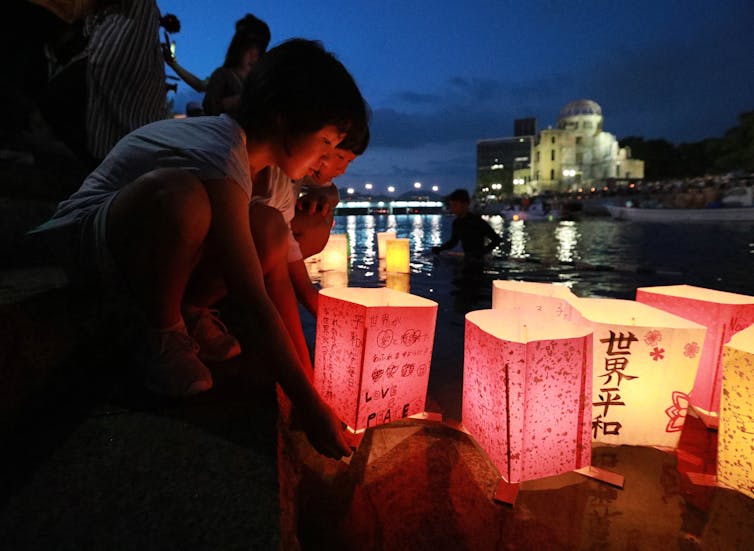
top-left (413, 181), bottom-right (422, 189)
top-left (432, 185), bottom-right (439, 192)
top-left (347, 187), bottom-right (355, 195)
top-left (365, 183), bottom-right (373, 190)
top-left (387, 186), bottom-right (395, 193)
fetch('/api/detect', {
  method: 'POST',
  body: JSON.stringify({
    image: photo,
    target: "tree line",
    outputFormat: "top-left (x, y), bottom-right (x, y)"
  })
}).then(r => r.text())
top-left (620, 111), bottom-right (754, 180)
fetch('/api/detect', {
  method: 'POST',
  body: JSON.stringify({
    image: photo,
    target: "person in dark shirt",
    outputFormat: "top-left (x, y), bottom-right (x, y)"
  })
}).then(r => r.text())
top-left (432, 188), bottom-right (501, 261)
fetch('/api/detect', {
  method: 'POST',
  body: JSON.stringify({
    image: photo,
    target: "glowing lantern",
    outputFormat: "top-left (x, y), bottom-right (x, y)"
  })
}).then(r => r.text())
top-left (636, 285), bottom-right (754, 427)
top-left (377, 231), bottom-right (397, 259)
top-left (462, 309), bottom-right (593, 486)
top-left (492, 280), bottom-right (579, 322)
top-left (320, 233), bottom-right (348, 272)
top-left (717, 324), bottom-right (754, 499)
top-left (385, 272), bottom-right (410, 293)
top-left (385, 238), bottom-right (410, 274)
top-left (573, 297), bottom-right (706, 448)
top-left (314, 287), bottom-right (437, 434)
top-left (320, 270), bottom-right (348, 289)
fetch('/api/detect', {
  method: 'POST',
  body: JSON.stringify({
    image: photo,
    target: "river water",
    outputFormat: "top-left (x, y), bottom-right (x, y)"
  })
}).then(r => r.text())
top-left (328, 214), bottom-right (754, 301)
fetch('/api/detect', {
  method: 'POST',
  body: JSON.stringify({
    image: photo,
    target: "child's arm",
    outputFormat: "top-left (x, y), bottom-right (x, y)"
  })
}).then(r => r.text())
top-left (204, 177), bottom-right (350, 458)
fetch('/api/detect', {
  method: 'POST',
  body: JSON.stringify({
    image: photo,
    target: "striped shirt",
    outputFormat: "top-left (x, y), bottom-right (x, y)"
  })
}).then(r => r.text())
top-left (85, 0), bottom-right (166, 161)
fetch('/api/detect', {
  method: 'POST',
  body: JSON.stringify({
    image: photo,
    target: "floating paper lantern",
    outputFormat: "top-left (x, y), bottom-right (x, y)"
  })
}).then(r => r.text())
top-left (385, 272), bottom-right (410, 293)
top-left (636, 285), bottom-right (754, 426)
top-left (717, 324), bottom-right (754, 499)
top-left (320, 270), bottom-right (348, 289)
top-left (320, 233), bottom-right (348, 272)
top-left (377, 231), bottom-right (397, 259)
top-left (385, 238), bottom-right (410, 274)
top-left (462, 308), bottom-right (593, 485)
top-left (573, 297), bottom-right (706, 448)
top-left (492, 280), bottom-right (579, 322)
top-left (314, 287), bottom-right (438, 433)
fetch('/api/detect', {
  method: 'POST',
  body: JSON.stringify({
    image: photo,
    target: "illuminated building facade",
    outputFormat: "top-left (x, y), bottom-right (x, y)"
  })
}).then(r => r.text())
top-left (476, 100), bottom-right (644, 199)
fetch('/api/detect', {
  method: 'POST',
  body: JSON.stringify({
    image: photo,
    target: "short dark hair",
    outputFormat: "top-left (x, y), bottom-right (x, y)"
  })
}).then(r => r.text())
top-left (238, 39), bottom-right (369, 147)
top-left (446, 188), bottom-right (470, 204)
top-left (338, 122), bottom-right (370, 155)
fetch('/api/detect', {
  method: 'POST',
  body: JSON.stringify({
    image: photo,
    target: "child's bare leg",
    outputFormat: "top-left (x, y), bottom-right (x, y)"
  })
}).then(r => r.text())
top-left (106, 168), bottom-right (211, 330)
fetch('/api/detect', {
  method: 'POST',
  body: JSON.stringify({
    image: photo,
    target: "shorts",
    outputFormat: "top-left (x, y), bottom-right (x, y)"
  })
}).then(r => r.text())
top-left (36, 192), bottom-right (124, 294)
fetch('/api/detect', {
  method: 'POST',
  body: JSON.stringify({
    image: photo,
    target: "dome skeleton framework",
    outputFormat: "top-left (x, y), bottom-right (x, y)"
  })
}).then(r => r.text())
top-left (558, 99), bottom-right (603, 119)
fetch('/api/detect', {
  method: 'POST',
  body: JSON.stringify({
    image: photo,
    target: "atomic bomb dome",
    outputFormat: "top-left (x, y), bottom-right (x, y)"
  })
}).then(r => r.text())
top-left (558, 99), bottom-right (602, 119)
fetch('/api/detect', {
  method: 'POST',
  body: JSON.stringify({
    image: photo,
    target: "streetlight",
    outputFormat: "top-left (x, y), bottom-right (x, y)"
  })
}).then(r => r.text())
top-left (387, 186), bottom-right (395, 193)
top-left (347, 187), bottom-right (354, 195)
top-left (413, 181), bottom-right (422, 189)
top-left (365, 183), bottom-right (373, 190)
top-left (432, 185), bottom-right (439, 192)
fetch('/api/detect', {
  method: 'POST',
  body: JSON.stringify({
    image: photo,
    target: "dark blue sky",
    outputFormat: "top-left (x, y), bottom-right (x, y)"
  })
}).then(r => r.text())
top-left (160, 0), bottom-right (754, 194)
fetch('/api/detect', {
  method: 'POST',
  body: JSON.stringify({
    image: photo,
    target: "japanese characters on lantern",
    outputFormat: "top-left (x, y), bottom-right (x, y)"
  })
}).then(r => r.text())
top-left (573, 297), bottom-right (706, 448)
top-left (314, 287), bottom-right (438, 432)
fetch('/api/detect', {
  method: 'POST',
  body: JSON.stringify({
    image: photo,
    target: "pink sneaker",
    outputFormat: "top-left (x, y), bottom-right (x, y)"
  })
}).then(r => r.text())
top-left (145, 330), bottom-right (213, 397)
top-left (184, 308), bottom-right (242, 363)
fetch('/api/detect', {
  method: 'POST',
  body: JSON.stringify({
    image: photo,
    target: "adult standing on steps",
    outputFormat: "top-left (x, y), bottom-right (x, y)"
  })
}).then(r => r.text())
top-left (202, 13), bottom-right (270, 116)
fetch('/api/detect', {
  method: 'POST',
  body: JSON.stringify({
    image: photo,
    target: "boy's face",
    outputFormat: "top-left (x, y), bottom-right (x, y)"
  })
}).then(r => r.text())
top-left (448, 199), bottom-right (467, 215)
top-left (311, 149), bottom-right (357, 185)
top-left (279, 125), bottom-right (345, 181)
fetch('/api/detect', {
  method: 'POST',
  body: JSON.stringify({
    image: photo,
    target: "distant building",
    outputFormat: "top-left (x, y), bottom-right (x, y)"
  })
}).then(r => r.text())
top-left (476, 99), bottom-right (644, 200)
top-left (475, 118), bottom-right (535, 201)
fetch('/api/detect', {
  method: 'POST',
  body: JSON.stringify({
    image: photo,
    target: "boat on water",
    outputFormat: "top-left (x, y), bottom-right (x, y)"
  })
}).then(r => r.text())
top-left (606, 204), bottom-right (754, 222)
top-left (607, 186), bottom-right (754, 222)
top-left (500, 199), bottom-right (562, 222)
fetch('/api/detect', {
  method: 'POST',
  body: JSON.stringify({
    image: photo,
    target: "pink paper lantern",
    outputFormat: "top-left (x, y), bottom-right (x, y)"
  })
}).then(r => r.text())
top-left (314, 287), bottom-right (438, 432)
top-left (462, 308), bottom-right (593, 484)
top-left (636, 285), bottom-right (754, 426)
top-left (491, 280), bottom-right (579, 322)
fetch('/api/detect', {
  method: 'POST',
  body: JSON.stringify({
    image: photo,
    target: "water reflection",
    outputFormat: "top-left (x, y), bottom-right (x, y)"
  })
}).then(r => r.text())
top-left (508, 220), bottom-right (528, 259)
top-left (326, 215), bottom-right (754, 299)
top-left (411, 215), bottom-right (425, 255)
top-left (555, 221), bottom-right (579, 263)
top-left (346, 215), bottom-right (357, 269)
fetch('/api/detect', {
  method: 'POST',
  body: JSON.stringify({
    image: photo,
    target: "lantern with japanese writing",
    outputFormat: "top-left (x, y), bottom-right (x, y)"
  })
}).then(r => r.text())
top-left (462, 308), bottom-right (593, 485)
top-left (636, 285), bottom-right (754, 427)
top-left (492, 280), bottom-right (579, 321)
top-left (320, 233), bottom-right (349, 272)
top-left (314, 287), bottom-right (438, 433)
top-left (573, 297), bottom-right (707, 448)
top-left (385, 238), bottom-right (410, 274)
top-left (377, 231), bottom-right (397, 259)
top-left (717, 324), bottom-right (754, 499)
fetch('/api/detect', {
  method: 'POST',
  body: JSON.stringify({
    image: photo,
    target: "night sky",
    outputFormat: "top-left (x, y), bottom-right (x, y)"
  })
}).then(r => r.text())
top-left (160, 0), bottom-right (754, 194)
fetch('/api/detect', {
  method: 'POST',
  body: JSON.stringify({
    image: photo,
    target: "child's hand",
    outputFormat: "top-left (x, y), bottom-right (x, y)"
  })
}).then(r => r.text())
top-left (300, 397), bottom-right (352, 459)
